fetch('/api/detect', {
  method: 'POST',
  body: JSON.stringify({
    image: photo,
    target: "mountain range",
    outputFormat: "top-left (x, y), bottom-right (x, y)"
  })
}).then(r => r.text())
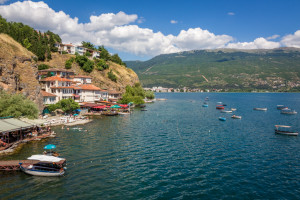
top-left (125, 48), bottom-right (300, 92)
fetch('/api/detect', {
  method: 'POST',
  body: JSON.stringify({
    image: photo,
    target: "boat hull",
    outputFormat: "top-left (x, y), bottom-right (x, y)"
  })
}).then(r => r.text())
top-left (253, 108), bottom-right (267, 111)
top-left (219, 117), bottom-right (226, 121)
top-left (20, 165), bottom-right (65, 177)
top-left (275, 130), bottom-right (298, 136)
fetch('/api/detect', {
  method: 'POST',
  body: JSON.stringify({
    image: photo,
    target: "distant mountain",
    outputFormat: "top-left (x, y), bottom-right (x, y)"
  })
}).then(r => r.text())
top-left (125, 48), bottom-right (300, 92)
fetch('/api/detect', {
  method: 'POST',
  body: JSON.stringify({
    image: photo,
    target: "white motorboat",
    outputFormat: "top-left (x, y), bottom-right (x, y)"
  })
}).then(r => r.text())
top-left (275, 125), bottom-right (298, 136)
top-left (20, 155), bottom-right (66, 177)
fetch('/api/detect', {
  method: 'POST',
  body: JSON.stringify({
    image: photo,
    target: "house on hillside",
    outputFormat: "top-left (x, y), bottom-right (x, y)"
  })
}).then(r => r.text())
top-left (38, 68), bottom-right (75, 80)
top-left (41, 90), bottom-right (56, 104)
top-left (55, 43), bottom-right (101, 58)
top-left (72, 75), bottom-right (92, 85)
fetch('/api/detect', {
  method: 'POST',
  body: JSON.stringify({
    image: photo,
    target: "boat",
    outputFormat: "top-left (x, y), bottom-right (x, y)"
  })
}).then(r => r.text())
top-left (222, 104), bottom-right (227, 106)
top-left (216, 105), bottom-right (224, 110)
top-left (219, 117), bottom-right (226, 121)
top-left (20, 155), bottom-right (66, 176)
top-left (275, 125), bottom-right (298, 136)
top-left (205, 97), bottom-right (209, 101)
top-left (277, 105), bottom-right (288, 110)
top-left (118, 112), bottom-right (131, 115)
top-left (202, 104), bottom-right (208, 107)
top-left (231, 108), bottom-right (237, 111)
top-left (280, 109), bottom-right (297, 115)
top-left (253, 108), bottom-right (267, 111)
top-left (231, 115), bottom-right (242, 119)
top-left (221, 110), bottom-right (232, 113)
top-left (141, 109), bottom-right (147, 111)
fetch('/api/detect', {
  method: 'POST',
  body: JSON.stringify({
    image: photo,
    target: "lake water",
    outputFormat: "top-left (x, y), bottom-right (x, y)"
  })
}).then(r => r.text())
top-left (1, 93), bottom-right (300, 199)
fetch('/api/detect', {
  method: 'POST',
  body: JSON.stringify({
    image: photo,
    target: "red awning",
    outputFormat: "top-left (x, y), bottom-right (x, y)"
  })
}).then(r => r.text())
top-left (92, 105), bottom-right (106, 109)
top-left (119, 104), bottom-right (129, 108)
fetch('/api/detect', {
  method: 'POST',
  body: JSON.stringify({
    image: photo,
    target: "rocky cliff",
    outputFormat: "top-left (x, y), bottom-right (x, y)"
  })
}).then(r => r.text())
top-left (0, 34), bottom-right (44, 110)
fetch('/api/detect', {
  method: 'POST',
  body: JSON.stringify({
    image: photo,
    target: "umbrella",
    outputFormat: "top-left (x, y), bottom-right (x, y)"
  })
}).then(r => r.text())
top-left (44, 144), bottom-right (56, 150)
top-left (73, 113), bottom-right (79, 116)
top-left (75, 109), bottom-right (81, 112)
top-left (111, 105), bottom-right (121, 108)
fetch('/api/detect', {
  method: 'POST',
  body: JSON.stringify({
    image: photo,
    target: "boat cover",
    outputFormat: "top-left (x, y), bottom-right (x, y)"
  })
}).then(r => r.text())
top-left (27, 155), bottom-right (65, 162)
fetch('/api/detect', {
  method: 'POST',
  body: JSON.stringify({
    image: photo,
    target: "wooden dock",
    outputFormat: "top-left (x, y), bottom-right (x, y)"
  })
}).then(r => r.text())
top-left (0, 160), bottom-right (40, 171)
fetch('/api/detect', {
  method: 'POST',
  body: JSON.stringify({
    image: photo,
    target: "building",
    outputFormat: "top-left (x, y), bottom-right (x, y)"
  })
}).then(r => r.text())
top-left (107, 90), bottom-right (122, 102)
top-left (55, 43), bottom-right (101, 58)
top-left (41, 90), bottom-right (56, 105)
top-left (72, 75), bottom-right (92, 85)
top-left (38, 68), bottom-right (75, 80)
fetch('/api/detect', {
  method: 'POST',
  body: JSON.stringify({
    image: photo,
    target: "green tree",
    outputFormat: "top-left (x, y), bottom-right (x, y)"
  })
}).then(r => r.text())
top-left (23, 38), bottom-right (32, 49)
top-left (81, 41), bottom-right (96, 50)
top-left (82, 59), bottom-right (94, 73)
top-left (118, 84), bottom-right (145, 105)
top-left (98, 46), bottom-right (111, 61)
top-left (65, 57), bottom-right (74, 69)
top-left (95, 58), bottom-right (109, 71)
top-left (145, 90), bottom-right (155, 99)
top-left (0, 91), bottom-right (39, 119)
top-left (48, 98), bottom-right (79, 113)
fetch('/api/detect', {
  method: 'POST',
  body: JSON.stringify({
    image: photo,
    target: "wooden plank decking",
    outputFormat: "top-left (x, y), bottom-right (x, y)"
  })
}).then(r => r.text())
top-left (0, 160), bottom-right (39, 171)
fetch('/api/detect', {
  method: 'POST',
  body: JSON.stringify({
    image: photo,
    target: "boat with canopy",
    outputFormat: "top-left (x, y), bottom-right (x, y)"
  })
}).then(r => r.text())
top-left (274, 125), bottom-right (298, 136)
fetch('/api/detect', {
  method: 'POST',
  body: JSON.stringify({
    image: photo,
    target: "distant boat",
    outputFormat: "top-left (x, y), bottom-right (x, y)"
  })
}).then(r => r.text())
top-left (277, 105), bottom-right (288, 110)
top-left (280, 109), bottom-right (297, 115)
top-left (216, 105), bottom-right (224, 110)
top-left (156, 98), bottom-right (167, 101)
top-left (275, 125), bottom-right (298, 136)
top-left (219, 117), bottom-right (226, 121)
top-left (141, 109), bottom-right (147, 111)
top-left (231, 108), bottom-right (237, 111)
top-left (217, 102), bottom-right (222, 104)
top-left (221, 110), bottom-right (232, 113)
top-left (231, 115), bottom-right (242, 119)
top-left (253, 108), bottom-right (267, 111)
top-left (202, 104), bottom-right (208, 107)
top-left (205, 97), bottom-right (209, 101)
top-left (222, 104), bottom-right (227, 106)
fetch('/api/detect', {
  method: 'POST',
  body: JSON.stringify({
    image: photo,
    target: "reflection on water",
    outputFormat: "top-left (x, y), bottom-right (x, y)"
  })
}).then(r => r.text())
top-left (1, 93), bottom-right (300, 199)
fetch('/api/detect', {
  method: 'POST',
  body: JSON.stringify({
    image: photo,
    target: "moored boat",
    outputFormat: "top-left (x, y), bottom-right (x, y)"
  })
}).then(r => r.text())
top-left (221, 110), bottom-right (232, 113)
top-left (202, 104), bottom-right (208, 107)
top-left (275, 125), bottom-right (298, 136)
top-left (216, 105), bottom-right (224, 110)
top-left (231, 115), bottom-right (242, 119)
top-left (20, 155), bottom-right (66, 176)
top-left (231, 108), bottom-right (237, 111)
top-left (277, 105), bottom-right (288, 110)
top-left (219, 117), bottom-right (226, 121)
top-left (280, 109), bottom-right (297, 115)
top-left (253, 108), bottom-right (267, 111)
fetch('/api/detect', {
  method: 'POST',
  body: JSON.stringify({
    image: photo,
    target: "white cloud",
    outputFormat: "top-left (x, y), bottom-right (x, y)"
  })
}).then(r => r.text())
top-left (267, 34), bottom-right (280, 40)
top-left (170, 20), bottom-right (178, 24)
top-left (281, 30), bottom-right (300, 48)
top-left (226, 37), bottom-right (281, 49)
top-left (0, 0), bottom-right (9, 4)
top-left (137, 17), bottom-right (145, 24)
top-left (228, 12), bottom-right (235, 16)
top-left (175, 28), bottom-right (233, 50)
top-left (0, 1), bottom-right (287, 58)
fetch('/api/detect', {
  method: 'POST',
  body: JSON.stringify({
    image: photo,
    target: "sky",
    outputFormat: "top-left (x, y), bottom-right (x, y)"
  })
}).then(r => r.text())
top-left (0, 0), bottom-right (300, 61)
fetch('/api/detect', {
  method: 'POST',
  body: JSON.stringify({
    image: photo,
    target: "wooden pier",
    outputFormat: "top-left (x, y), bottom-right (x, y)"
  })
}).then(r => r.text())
top-left (0, 160), bottom-right (40, 171)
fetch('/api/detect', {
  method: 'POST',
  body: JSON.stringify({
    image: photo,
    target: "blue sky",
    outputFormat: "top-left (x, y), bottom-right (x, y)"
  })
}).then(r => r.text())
top-left (1, 0), bottom-right (300, 60)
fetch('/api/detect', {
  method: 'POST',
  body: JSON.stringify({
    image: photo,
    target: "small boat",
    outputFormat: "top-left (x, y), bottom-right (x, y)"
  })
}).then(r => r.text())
top-left (217, 102), bottom-right (222, 104)
top-left (231, 115), bottom-right (242, 119)
top-left (141, 109), bottom-right (147, 111)
top-left (222, 104), bottom-right (227, 106)
top-left (221, 110), bottom-right (232, 113)
top-left (205, 97), bottom-right (209, 101)
top-left (219, 117), bottom-right (226, 121)
top-left (118, 112), bottom-right (131, 115)
top-left (253, 108), bottom-right (267, 111)
top-left (277, 105), bottom-right (288, 110)
top-left (231, 108), bottom-right (237, 111)
top-left (275, 125), bottom-right (298, 136)
top-left (280, 109), bottom-right (297, 115)
top-left (216, 105), bottom-right (224, 110)
top-left (202, 104), bottom-right (208, 107)
top-left (20, 155), bottom-right (66, 176)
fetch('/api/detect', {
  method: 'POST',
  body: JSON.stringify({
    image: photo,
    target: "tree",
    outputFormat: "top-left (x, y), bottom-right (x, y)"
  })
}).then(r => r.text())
top-left (81, 41), bottom-right (96, 50)
top-left (95, 58), bottom-right (108, 71)
top-left (98, 46), bottom-right (111, 61)
top-left (145, 90), bottom-right (155, 99)
top-left (65, 57), bottom-right (74, 69)
top-left (0, 91), bottom-right (39, 119)
top-left (118, 84), bottom-right (145, 105)
top-left (82, 59), bottom-right (94, 73)
top-left (48, 98), bottom-right (79, 113)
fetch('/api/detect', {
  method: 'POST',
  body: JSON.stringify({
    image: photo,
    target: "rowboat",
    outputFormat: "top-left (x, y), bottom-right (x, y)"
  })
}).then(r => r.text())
top-left (253, 108), bottom-right (267, 111)
top-left (275, 125), bottom-right (298, 136)
top-left (231, 108), bottom-right (237, 111)
top-left (231, 115), bottom-right (242, 119)
top-left (221, 110), bottom-right (232, 113)
top-left (219, 117), bottom-right (226, 121)
top-left (202, 104), bottom-right (208, 107)
top-left (20, 155), bottom-right (66, 176)
top-left (280, 109), bottom-right (297, 115)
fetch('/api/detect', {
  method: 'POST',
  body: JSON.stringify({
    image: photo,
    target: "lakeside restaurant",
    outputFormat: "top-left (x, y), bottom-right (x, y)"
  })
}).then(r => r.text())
top-left (0, 118), bottom-right (52, 150)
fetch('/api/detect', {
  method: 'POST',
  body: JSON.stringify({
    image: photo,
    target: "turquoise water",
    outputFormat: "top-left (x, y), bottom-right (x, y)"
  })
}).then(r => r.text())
top-left (1, 93), bottom-right (300, 199)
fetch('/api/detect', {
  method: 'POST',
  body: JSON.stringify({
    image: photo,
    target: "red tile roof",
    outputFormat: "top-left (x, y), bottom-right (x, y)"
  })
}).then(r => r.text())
top-left (74, 84), bottom-right (102, 91)
top-left (41, 90), bottom-right (56, 97)
top-left (41, 76), bottom-right (74, 82)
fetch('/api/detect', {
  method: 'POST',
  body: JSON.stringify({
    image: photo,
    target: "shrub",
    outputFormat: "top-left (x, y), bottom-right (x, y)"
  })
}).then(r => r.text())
top-left (65, 57), bottom-right (74, 69)
top-left (38, 64), bottom-right (50, 70)
top-left (95, 58), bottom-right (109, 71)
top-left (108, 70), bottom-right (117, 82)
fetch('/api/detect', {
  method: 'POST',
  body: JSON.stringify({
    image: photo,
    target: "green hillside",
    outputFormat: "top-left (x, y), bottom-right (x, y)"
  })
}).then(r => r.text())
top-left (125, 48), bottom-right (300, 92)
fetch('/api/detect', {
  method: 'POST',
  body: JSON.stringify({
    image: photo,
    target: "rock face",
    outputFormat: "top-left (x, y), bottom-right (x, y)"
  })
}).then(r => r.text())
top-left (40, 53), bottom-right (139, 92)
top-left (0, 34), bottom-right (43, 111)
